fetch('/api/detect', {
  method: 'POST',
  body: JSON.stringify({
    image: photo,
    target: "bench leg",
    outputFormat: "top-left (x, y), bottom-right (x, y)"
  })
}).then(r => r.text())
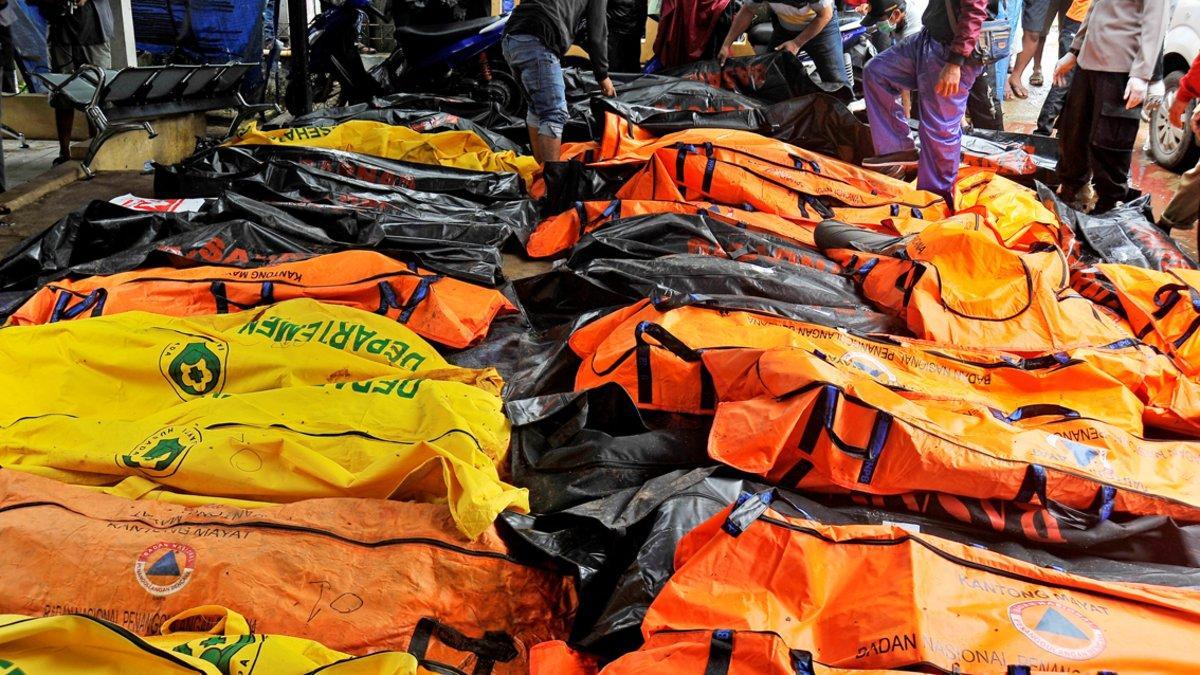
top-left (80, 121), bottom-right (157, 177)
top-left (0, 124), bottom-right (28, 149)
top-left (226, 93), bottom-right (282, 139)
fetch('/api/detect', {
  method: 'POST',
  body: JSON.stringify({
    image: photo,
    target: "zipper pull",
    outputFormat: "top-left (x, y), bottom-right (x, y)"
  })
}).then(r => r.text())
top-left (722, 490), bottom-right (773, 537)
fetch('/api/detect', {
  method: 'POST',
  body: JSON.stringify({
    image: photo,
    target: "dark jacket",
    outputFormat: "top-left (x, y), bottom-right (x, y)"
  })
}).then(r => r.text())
top-left (32, 0), bottom-right (114, 45)
top-left (506, 0), bottom-right (610, 80)
top-left (920, 0), bottom-right (989, 64)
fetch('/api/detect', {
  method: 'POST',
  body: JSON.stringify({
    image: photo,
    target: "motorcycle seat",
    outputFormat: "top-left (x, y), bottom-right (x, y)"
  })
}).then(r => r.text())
top-left (394, 17), bottom-right (501, 42)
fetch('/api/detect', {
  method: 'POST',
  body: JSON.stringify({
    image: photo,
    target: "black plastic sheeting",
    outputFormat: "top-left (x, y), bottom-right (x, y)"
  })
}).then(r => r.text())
top-left (561, 57), bottom-right (862, 159)
top-left (539, 160), bottom-right (636, 217)
top-left (227, 158), bottom-right (537, 245)
top-left (962, 127), bottom-right (1060, 188)
top-left (658, 52), bottom-right (854, 104)
top-left (514, 253), bottom-right (902, 333)
top-left (155, 145), bottom-right (526, 202)
top-left (0, 192), bottom-right (509, 319)
top-left (565, 212), bottom-right (842, 271)
top-left (562, 68), bottom-right (763, 141)
top-left (1041, 185), bottom-right (1198, 271)
top-left (298, 92), bottom-right (530, 144)
top-left (267, 106), bottom-right (521, 153)
top-left (501, 464), bottom-right (1200, 658)
top-left (506, 385), bottom-right (713, 513)
top-left (589, 95), bottom-right (875, 165)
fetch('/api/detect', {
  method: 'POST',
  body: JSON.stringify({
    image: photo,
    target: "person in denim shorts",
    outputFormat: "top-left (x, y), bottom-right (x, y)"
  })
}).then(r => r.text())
top-left (503, 0), bottom-right (615, 163)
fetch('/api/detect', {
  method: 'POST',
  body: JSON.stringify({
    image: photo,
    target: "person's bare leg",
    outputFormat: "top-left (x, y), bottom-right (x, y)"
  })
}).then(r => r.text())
top-left (527, 124), bottom-right (543, 163)
top-left (1030, 33), bottom-right (1048, 85)
top-left (1006, 31), bottom-right (1039, 98)
top-left (54, 108), bottom-right (73, 161)
top-left (540, 135), bottom-right (561, 164)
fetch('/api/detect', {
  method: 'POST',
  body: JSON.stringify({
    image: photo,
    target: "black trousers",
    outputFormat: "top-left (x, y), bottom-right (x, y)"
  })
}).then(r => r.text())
top-left (1058, 67), bottom-right (1142, 212)
top-left (966, 63), bottom-right (1004, 131)
top-left (1034, 18), bottom-right (1081, 135)
top-left (607, 0), bottom-right (649, 73)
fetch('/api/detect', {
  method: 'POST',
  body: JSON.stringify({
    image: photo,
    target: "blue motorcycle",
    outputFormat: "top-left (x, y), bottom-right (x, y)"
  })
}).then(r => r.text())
top-left (381, 12), bottom-right (519, 113)
top-left (287, 0), bottom-right (520, 114)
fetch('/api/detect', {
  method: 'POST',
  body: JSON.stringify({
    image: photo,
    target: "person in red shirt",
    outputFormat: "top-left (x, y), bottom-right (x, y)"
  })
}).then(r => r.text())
top-left (1159, 56), bottom-right (1200, 233)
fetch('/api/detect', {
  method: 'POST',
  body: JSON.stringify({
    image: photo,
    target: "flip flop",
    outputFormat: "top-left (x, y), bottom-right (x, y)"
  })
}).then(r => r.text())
top-left (1029, 71), bottom-right (1045, 87)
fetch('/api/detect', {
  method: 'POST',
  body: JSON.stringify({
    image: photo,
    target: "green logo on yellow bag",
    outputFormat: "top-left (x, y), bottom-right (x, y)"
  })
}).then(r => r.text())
top-left (160, 339), bottom-right (228, 400)
top-left (175, 635), bottom-right (259, 671)
top-left (120, 427), bottom-right (201, 478)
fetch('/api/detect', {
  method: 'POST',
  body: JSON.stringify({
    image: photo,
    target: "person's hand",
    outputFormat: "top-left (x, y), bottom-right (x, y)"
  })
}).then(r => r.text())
top-left (854, 3), bottom-right (870, 14)
top-left (1124, 77), bottom-right (1148, 109)
top-left (775, 39), bottom-right (802, 56)
top-left (1170, 95), bottom-right (1190, 128)
top-left (1192, 106), bottom-right (1200, 137)
top-left (935, 63), bottom-right (962, 96)
top-left (599, 77), bottom-right (616, 98)
top-left (1053, 53), bottom-right (1076, 87)
top-left (717, 42), bottom-right (732, 66)
top-left (1145, 80), bottom-right (1166, 112)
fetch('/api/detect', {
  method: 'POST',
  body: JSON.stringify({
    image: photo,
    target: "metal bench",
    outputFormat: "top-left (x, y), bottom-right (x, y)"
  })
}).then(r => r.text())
top-left (35, 62), bottom-right (279, 176)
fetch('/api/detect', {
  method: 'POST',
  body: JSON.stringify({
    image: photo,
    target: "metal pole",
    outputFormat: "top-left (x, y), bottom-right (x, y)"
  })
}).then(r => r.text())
top-left (110, 0), bottom-right (138, 69)
top-left (287, 0), bottom-right (311, 115)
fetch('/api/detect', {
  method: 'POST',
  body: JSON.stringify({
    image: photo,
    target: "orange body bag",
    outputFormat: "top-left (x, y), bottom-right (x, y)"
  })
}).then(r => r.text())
top-left (571, 300), bottom-right (1145, 428)
top-left (0, 470), bottom-right (575, 674)
top-left (5, 250), bottom-right (515, 349)
top-left (1099, 264), bottom-right (1200, 376)
top-left (704, 347), bottom-right (1200, 522)
top-left (599, 630), bottom-right (911, 675)
top-left (526, 198), bottom-right (823, 258)
top-left (644, 498), bottom-right (1200, 673)
top-left (834, 224), bottom-right (1132, 353)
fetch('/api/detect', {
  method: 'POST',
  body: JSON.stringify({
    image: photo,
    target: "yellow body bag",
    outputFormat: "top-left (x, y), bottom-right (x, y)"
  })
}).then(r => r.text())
top-left (0, 299), bottom-right (480, 426)
top-left (0, 606), bottom-right (420, 674)
top-left (229, 120), bottom-right (538, 184)
top-left (0, 373), bottom-right (522, 539)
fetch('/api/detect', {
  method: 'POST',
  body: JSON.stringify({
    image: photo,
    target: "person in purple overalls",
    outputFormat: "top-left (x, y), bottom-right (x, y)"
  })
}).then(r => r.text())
top-left (861, 0), bottom-right (989, 208)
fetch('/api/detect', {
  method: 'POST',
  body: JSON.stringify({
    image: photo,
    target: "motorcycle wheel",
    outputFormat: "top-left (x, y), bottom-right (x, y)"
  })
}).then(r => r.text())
top-left (480, 67), bottom-right (523, 118)
top-left (285, 72), bottom-right (346, 115)
top-left (311, 72), bottom-right (345, 110)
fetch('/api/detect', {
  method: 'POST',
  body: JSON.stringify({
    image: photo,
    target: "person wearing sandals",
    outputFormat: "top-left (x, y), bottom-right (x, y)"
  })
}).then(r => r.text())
top-left (1004, 0), bottom-right (1066, 98)
top-left (30, 0), bottom-right (113, 167)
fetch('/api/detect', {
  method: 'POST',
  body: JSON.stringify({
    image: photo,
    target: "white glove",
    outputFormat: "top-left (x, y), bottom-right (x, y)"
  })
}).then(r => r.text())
top-left (1124, 77), bottom-right (1148, 109)
top-left (1145, 80), bottom-right (1166, 112)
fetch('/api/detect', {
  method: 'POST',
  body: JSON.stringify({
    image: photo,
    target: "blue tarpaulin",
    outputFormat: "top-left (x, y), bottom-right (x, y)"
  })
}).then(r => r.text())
top-left (10, 0), bottom-right (264, 92)
top-left (10, 0), bottom-right (51, 91)
top-left (132, 0), bottom-right (266, 63)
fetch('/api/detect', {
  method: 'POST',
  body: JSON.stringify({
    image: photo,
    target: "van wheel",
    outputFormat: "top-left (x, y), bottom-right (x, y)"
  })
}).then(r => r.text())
top-left (1150, 71), bottom-right (1200, 172)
